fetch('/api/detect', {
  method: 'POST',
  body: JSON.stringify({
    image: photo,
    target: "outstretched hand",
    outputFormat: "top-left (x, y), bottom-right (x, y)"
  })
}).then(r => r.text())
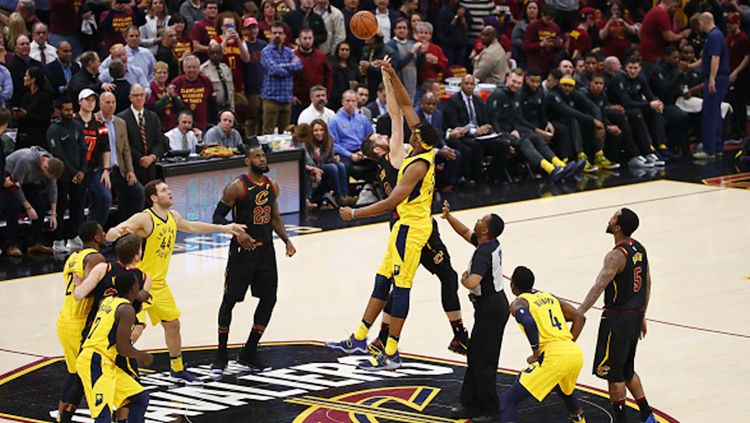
top-left (441, 200), bottom-right (451, 219)
top-left (372, 55), bottom-right (395, 75)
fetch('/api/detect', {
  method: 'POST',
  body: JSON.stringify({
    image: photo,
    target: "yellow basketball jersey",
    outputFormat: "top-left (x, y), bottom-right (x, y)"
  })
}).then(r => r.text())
top-left (519, 291), bottom-right (573, 351)
top-left (81, 296), bottom-right (131, 362)
top-left (137, 208), bottom-right (176, 283)
top-left (60, 248), bottom-right (98, 319)
top-left (395, 149), bottom-right (435, 224)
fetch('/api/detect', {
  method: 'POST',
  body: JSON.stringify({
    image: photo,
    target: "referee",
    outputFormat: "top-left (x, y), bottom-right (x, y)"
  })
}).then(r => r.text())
top-left (442, 201), bottom-right (510, 421)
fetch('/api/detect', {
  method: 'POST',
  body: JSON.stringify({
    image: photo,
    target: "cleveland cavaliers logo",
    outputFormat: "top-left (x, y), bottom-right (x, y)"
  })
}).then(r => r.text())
top-left (255, 190), bottom-right (270, 206)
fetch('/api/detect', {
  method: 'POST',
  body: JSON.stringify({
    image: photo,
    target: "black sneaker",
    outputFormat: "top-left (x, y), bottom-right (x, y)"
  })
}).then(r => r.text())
top-left (236, 351), bottom-right (271, 373)
top-left (448, 330), bottom-right (469, 356)
top-left (210, 352), bottom-right (228, 381)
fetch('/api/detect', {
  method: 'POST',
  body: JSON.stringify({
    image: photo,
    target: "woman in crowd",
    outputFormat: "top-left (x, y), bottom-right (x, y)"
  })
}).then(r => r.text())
top-left (170, 14), bottom-right (193, 60)
top-left (5, 13), bottom-right (28, 51)
top-left (146, 61), bottom-right (184, 131)
top-left (304, 119), bottom-right (357, 209)
top-left (140, 0), bottom-right (172, 55)
top-left (257, 0), bottom-right (293, 45)
top-left (512, 0), bottom-right (539, 69)
top-left (599, 0), bottom-right (636, 61)
top-left (14, 67), bottom-right (54, 151)
top-left (331, 41), bottom-right (359, 111)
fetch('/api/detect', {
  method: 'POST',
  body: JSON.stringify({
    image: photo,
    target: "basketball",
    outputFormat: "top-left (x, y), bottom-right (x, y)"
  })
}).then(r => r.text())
top-left (350, 11), bottom-right (379, 40)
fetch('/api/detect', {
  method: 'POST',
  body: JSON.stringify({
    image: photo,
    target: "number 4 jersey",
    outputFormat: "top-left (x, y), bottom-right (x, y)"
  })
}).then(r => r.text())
top-left (233, 174), bottom-right (275, 246)
top-left (607, 239), bottom-right (648, 311)
top-left (518, 291), bottom-right (573, 351)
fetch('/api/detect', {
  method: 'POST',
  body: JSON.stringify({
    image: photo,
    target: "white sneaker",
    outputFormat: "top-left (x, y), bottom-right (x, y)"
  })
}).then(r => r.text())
top-left (356, 184), bottom-right (379, 206)
top-left (53, 240), bottom-right (69, 254)
top-left (628, 156), bottom-right (653, 168)
top-left (645, 153), bottom-right (665, 167)
top-left (66, 236), bottom-right (83, 251)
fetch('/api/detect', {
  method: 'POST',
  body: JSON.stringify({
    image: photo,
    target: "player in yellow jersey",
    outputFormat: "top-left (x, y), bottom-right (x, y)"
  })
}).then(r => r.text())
top-left (105, 180), bottom-right (245, 384)
top-left (326, 58), bottom-right (441, 371)
top-left (500, 266), bottom-right (587, 423)
top-left (76, 273), bottom-right (153, 423)
top-left (56, 221), bottom-right (107, 423)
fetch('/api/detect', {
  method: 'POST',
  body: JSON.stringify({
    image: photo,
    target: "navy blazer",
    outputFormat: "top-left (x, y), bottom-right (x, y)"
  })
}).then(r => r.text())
top-left (46, 59), bottom-right (81, 98)
top-left (442, 91), bottom-right (490, 131)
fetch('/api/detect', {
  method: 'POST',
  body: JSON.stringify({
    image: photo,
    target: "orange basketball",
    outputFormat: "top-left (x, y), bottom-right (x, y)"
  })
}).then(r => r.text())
top-left (350, 11), bottom-right (379, 40)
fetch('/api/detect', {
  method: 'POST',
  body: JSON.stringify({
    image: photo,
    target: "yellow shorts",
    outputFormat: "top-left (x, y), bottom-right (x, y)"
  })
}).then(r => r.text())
top-left (56, 316), bottom-right (87, 373)
top-left (76, 350), bottom-right (144, 418)
top-left (519, 341), bottom-right (583, 401)
top-left (377, 221), bottom-right (432, 289)
top-left (141, 280), bottom-right (181, 325)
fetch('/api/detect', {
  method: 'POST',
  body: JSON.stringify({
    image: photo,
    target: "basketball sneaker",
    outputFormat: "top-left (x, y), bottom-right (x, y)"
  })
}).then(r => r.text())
top-left (583, 161), bottom-right (599, 173)
top-left (170, 369), bottom-right (203, 385)
top-left (210, 352), bottom-right (228, 381)
top-left (448, 330), bottom-right (469, 356)
top-left (357, 351), bottom-right (402, 371)
top-left (571, 412), bottom-right (587, 423)
top-left (642, 414), bottom-right (657, 423)
top-left (595, 155), bottom-right (620, 170)
top-left (237, 348), bottom-right (271, 373)
top-left (326, 335), bottom-right (368, 354)
top-left (368, 338), bottom-right (385, 355)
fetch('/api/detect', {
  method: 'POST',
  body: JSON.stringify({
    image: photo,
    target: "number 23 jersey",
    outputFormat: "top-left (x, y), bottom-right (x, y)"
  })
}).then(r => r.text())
top-left (232, 174), bottom-right (275, 245)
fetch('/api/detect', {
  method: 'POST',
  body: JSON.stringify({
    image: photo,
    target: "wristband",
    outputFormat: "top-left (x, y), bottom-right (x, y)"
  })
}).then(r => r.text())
top-left (351, 208), bottom-right (356, 220)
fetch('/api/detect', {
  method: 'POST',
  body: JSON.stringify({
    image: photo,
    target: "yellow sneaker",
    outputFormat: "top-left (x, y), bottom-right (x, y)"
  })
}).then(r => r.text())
top-left (583, 161), bottom-right (599, 173)
top-left (595, 155), bottom-right (620, 170)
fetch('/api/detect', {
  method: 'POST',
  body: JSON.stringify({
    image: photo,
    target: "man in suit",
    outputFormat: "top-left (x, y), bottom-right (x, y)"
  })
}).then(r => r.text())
top-left (96, 91), bottom-right (144, 222)
top-left (365, 83), bottom-right (388, 121)
top-left (117, 84), bottom-right (167, 185)
top-left (443, 75), bottom-right (507, 185)
top-left (46, 41), bottom-right (81, 98)
top-left (417, 92), bottom-right (461, 191)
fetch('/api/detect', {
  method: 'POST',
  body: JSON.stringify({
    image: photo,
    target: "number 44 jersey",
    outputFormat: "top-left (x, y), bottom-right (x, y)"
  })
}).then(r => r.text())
top-left (232, 174), bottom-right (275, 246)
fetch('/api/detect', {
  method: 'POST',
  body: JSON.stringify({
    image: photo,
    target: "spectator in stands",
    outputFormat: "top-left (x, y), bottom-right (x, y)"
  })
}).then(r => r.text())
top-left (648, 46), bottom-right (691, 155)
top-left (341, 0), bottom-right (365, 61)
top-left (260, 22), bottom-right (302, 134)
top-left (204, 110), bottom-right (243, 148)
top-left (172, 54), bottom-right (214, 131)
top-left (567, 7), bottom-right (595, 60)
top-left (99, 43), bottom-right (151, 96)
top-left (306, 118), bottom-right (357, 207)
top-left (417, 91), bottom-right (461, 192)
top-left (48, 0), bottom-right (83, 58)
top-left (14, 67), bottom-right (54, 151)
top-left (109, 59), bottom-right (132, 114)
top-left (694, 12), bottom-right (730, 160)
top-left (76, 89), bottom-right (113, 227)
top-left (328, 89), bottom-right (376, 180)
top-left (123, 25), bottom-right (156, 80)
top-left (437, 0), bottom-right (472, 66)
top-left (118, 84), bottom-right (167, 184)
top-left (726, 12), bottom-right (749, 142)
top-left (99, 0), bottom-right (146, 51)
top-left (473, 26), bottom-right (507, 85)
top-left (140, 0), bottom-right (171, 55)
top-left (7, 35), bottom-right (41, 107)
top-left (49, 98), bottom-right (86, 253)
top-left (512, 0), bottom-right (539, 69)
top-left (365, 82), bottom-right (387, 120)
top-left (0, 64), bottom-right (11, 109)
top-left (360, 34), bottom-right (387, 102)
top-left (215, 12), bottom-right (251, 116)
top-left (638, 0), bottom-right (690, 70)
top-left (558, 59), bottom-right (574, 76)
top-left (5, 14), bottom-right (28, 53)
top-left (171, 14), bottom-right (193, 60)
top-left (314, 0), bottom-right (346, 56)
top-left (523, 5), bottom-right (562, 76)
top-left (293, 28), bottom-right (333, 120)
top-left (155, 27), bottom-right (180, 81)
top-left (29, 23), bottom-right (57, 65)
top-left (298, 85), bottom-right (336, 124)
top-left (488, 68), bottom-right (575, 184)
top-left (400, 0), bottom-right (419, 21)
top-left (147, 61), bottom-right (184, 131)
top-left (547, 0), bottom-right (578, 33)
top-left (599, 0), bottom-right (636, 61)
top-left (165, 110), bottom-right (202, 152)
top-left (258, 0), bottom-right (294, 46)
top-left (46, 41), bottom-right (80, 98)
top-left (68, 51), bottom-right (115, 100)
top-left (354, 85), bottom-right (372, 119)
top-left (331, 42), bottom-right (358, 111)
top-left (189, 0), bottom-right (219, 60)
top-left (414, 22), bottom-right (448, 86)
top-left (443, 75), bottom-right (502, 184)
top-left (201, 43), bottom-right (235, 113)
top-left (3, 146), bottom-right (64, 256)
top-left (179, 0), bottom-right (203, 28)
top-left (96, 91), bottom-right (144, 222)
top-left (242, 17), bottom-right (267, 136)
top-left (372, 0), bottom-right (398, 43)
top-left (284, 0), bottom-right (327, 47)
top-left (385, 18), bottom-right (418, 101)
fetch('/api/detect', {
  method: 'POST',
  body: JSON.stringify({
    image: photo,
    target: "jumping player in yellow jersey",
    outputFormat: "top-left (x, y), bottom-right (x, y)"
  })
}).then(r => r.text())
top-left (500, 266), bottom-right (587, 423)
top-left (326, 58), bottom-right (441, 371)
top-left (76, 273), bottom-right (153, 423)
top-left (105, 180), bottom-right (245, 384)
top-left (56, 221), bottom-right (107, 423)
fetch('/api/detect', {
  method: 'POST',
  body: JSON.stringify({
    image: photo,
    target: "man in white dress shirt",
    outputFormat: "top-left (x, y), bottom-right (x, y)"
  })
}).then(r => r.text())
top-left (98, 43), bottom-right (151, 95)
top-left (297, 85), bottom-right (335, 124)
top-left (165, 110), bottom-right (203, 153)
top-left (123, 25), bottom-right (156, 80)
top-left (29, 23), bottom-right (58, 65)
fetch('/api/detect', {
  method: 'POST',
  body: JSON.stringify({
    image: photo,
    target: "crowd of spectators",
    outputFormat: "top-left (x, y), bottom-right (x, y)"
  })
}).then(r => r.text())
top-left (0, 0), bottom-right (749, 256)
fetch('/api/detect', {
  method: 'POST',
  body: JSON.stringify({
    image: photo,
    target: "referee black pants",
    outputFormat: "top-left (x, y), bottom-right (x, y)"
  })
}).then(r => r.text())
top-left (460, 291), bottom-right (510, 415)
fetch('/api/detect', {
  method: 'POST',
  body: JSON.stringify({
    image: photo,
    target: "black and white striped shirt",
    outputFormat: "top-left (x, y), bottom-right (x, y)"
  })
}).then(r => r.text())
top-left (468, 234), bottom-right (504, 297)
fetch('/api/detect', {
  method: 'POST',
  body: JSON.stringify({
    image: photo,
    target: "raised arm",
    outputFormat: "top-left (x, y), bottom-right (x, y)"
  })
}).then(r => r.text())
top-left (578, 249), bottom-right (626, 314)
top-left (558, 297), bottom-right (586, 341)
top-left (377, 59), bottom-right (420, 130)
top-left (106, 211), bottom-right (152, 242)
top-left (381, 67), bottom-right (406, 168)
top-left (441, 200), bottom-right (473, 244)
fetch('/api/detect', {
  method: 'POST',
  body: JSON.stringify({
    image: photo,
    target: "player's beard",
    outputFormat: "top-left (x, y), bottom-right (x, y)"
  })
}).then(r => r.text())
top-left (252, 163), bottom-right (269, 174)
top-left (606, 223), bottom-right (614, 234)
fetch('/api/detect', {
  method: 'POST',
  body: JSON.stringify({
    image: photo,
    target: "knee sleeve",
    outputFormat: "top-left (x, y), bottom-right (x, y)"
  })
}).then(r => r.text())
top-left (390, 286), bottom-right (410, 318)
top-left (384, 295), bottom-right (393, 315)
top-left (554, 386), bottom-right (581, 414)
top-left (125, 391), bottom-right (149, 423)
top-left (254, 294), bottom-right (276, 327)
top-left (437, 267), bottom-right (460, 312)
top-left (371, 274), bottom-right (391, 301)
top-left (60, 372), bottom-right (84, 406)
top-left (218, 296), bottom-right (237, 327)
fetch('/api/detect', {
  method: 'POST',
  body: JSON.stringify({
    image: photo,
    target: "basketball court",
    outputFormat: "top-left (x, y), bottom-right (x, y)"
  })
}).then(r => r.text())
top-left (0, 179), bottom-right (747, 422)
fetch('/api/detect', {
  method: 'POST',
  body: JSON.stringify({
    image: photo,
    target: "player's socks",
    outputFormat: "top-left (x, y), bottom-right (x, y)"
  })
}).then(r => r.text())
top-left (59, 403), bottom-right (77, 423)
top-left (540, 159), bottom-right (555, 174)
top-left (170, 356), bottom-right (184, 373)
top-left (611, 398), bottom-right (627, 423)
top-left (551, 157), bottom-right (567, 168)
top-left (218, 326), bottom-right (230, 353)
top-left (635, 397), bottom-right (653, 421)
top-left (385, 335), bottom-right (399, 356)
top-left (354, 320), bottom-right (372, 341)
top-left (450, 319), bottom-right (465, 335)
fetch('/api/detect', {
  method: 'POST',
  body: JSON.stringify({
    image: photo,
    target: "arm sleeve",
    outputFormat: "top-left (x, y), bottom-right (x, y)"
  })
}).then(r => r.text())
top-left (515, 307), bottom-right (540, 350)
top-left (212, 201), bottom-right (232, 224)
